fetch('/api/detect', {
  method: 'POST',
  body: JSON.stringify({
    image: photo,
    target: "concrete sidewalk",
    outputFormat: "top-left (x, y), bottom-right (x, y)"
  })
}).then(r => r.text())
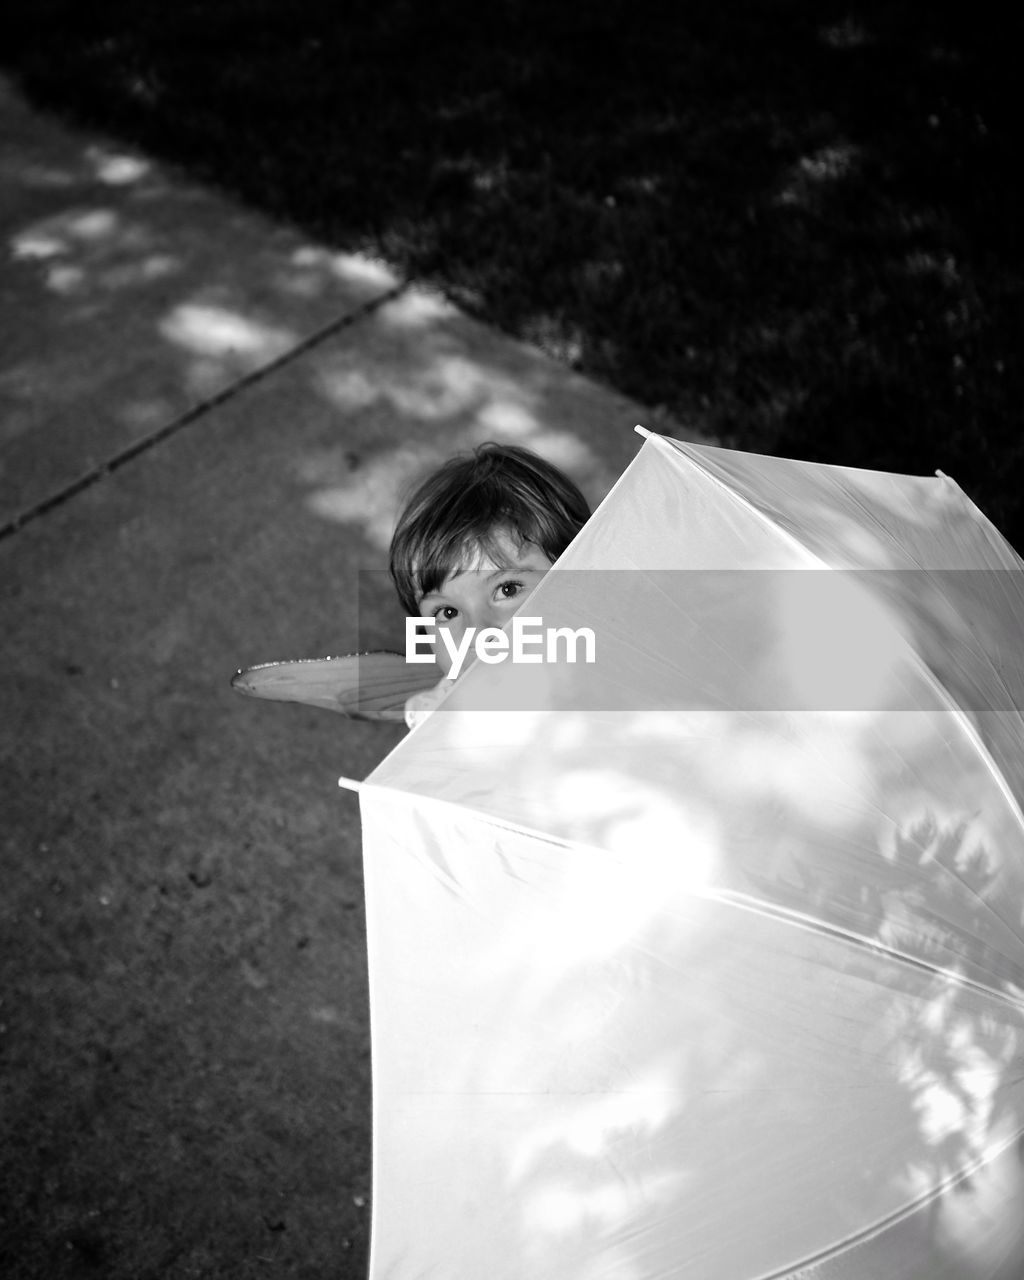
top-left (0, 76), bottom-right (697, 1277)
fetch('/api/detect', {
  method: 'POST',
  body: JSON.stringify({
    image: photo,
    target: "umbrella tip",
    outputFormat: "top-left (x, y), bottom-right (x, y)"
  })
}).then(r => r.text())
top-left (634, 423), bottom-right (654, 440)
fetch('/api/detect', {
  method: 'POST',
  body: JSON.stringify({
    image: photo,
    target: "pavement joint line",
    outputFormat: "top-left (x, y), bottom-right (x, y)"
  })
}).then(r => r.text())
top-left (0, 282), bottom-right (409, 544)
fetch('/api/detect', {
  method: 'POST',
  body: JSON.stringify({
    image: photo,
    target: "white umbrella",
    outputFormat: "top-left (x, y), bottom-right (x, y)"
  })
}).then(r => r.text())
top-left (346, 428), bottom-right (1024, 1279)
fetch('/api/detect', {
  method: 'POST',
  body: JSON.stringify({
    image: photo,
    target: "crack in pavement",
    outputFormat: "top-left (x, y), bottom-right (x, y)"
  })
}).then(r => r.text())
top-left (0, 283), bottom-right (408, 543)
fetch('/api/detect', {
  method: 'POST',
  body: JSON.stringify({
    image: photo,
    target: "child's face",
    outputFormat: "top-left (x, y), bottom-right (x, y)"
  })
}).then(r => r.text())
top-left (416, 528), bottom-right (553, 678)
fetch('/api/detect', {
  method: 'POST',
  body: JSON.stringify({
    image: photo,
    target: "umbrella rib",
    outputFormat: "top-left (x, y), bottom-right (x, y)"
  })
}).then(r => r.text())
top-left (750, 1119), bottom-right (1024, 1280)
top-left (642, 430), bottom-right (1024, 868)
top-left (641, 430), bottom-right (833, 570)
top-left (712, 885), bottom-right (1024, 1016)
top-left (357, 779), bottom-right (1024, 1017)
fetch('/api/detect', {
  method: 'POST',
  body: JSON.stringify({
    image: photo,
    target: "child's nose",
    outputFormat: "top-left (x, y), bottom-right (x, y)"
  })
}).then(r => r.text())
top-left (478, 602), bottom-right (506, 631)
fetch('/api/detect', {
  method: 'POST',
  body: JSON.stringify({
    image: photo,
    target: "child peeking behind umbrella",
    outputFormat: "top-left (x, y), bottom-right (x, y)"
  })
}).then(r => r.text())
top-left (389, 444), bottom-right (591, 729)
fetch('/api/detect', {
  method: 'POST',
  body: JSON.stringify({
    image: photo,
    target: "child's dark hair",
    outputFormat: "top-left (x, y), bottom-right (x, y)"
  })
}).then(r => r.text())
top-left (389, 443), bottom-right (591, 615)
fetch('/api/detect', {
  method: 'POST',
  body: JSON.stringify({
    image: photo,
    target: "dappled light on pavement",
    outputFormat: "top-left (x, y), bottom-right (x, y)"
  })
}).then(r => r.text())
top-left (290, 289), bottom-right (658, 553)
top-left (159, 302), bottom-right (299, 399)
top-left (2, 71), bottom-right (658, 555)
top-left (0, 74), bottom-right (401, 531)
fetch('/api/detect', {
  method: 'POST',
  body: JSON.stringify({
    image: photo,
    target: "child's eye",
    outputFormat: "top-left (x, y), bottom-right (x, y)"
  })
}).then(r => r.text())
top-left (495, 579), bottom-right (524, 601)
top-left (433, 604), bottom-right (459, 621)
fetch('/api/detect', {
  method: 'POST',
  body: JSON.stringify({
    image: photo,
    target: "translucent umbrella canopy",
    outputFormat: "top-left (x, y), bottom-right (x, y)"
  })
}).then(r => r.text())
top-left (352, 431), bottom-right (1024, 1279)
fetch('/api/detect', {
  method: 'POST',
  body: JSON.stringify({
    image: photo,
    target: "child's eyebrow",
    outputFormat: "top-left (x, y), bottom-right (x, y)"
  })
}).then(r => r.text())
top-left (416, 559), bottom-right (540, 604)
top-left (416, 572), bottom-right (467, 603)
top-left (484, 563), bottom-right (536, 580)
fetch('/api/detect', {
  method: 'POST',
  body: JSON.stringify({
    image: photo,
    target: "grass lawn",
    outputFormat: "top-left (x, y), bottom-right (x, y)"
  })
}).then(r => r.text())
top-left (2, 0), bottom-right (1022, 539)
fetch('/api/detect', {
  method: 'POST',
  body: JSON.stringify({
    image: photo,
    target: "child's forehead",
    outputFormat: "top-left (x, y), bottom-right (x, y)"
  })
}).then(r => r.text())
top-left (415, 527), bottom-right (548, 598)
top-left (453, 525), bottom-right (529, 569)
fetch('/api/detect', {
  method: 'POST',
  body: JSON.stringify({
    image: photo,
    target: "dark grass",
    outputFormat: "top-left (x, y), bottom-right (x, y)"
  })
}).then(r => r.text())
top-left (3, 0), bottom-right (1023, 538)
